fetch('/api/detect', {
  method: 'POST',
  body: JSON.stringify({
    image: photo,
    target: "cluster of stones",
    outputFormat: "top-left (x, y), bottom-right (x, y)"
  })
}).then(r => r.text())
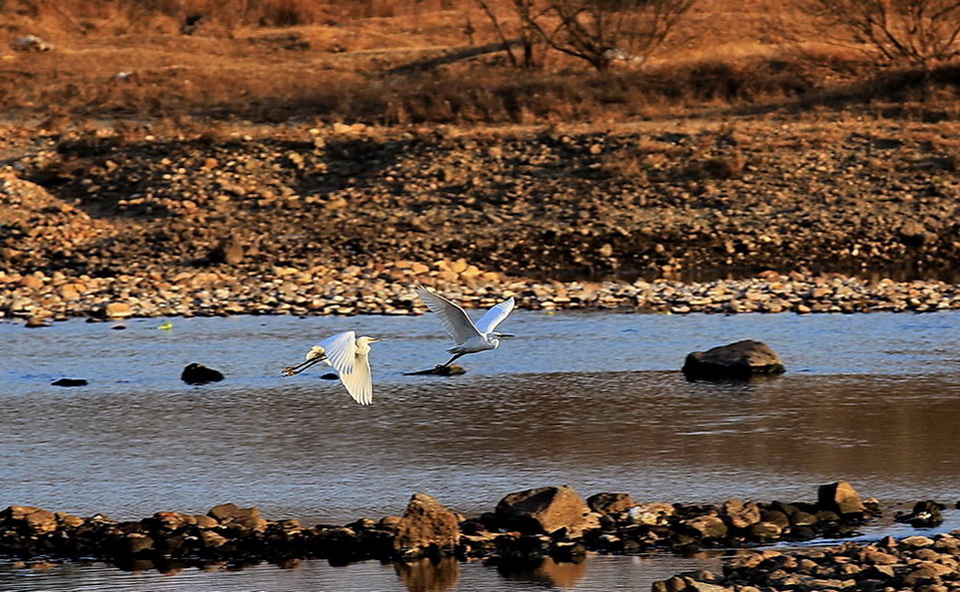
top-left (3, 266), bottom-right (960, 323)
top-left (575, 482), bottom-right (879, 558)
top-left (0, 481), bottom-right (920, 571)
top-left (654, 532), bottom-right (960, 592)
top-left (3, 121), bottom-right (960, 323)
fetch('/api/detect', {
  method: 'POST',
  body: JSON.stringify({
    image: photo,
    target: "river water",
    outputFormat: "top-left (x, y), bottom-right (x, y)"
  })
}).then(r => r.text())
top-left (1, 310), bottom-right (959, 591)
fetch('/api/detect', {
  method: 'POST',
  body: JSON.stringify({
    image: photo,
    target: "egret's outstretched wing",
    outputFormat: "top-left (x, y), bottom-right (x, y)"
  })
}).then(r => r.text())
top-left (416, 287), bottom-right (480, 344)
top-left (338, 354), bottom-right (373, 405)
top-left (475, 297), bottom-right (515, 334)
top-left (320, 331), bottom-right (357, 376)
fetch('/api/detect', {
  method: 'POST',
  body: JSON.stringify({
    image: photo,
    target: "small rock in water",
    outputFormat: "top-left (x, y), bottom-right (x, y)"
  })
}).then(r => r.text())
top-left (684, 515), bottom-right (728, 539)
top-left (403, 365), bottom-right (466, 376)
top-left (495, 485), bottom-right (590, 535)
top-left (51, 378), bottom-right (88, 387)
top-left (587, 492), bottom-right (634, 515)
top-left (181, 363), bottom-right (225, 385)
top-left (25, 317), bottom-right (50, 328)
top-left (895, 500), bottom-right (945, 527)
top-left (817, 480), bottom-right (866, 517)
top-left (393, 493), bottom-right (461, 558)
top-left (721, 498), bottom-right (761, 529)
top-left (627, 502), bottom-right (674, 526)
top-left (682, 339), bottom-right (785, 379)
top-left (320, 372), bottom-right (339, 380)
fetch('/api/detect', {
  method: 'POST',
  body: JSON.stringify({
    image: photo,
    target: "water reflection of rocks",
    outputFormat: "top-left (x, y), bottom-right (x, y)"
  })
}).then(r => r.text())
top-left (394, 557), bottom-right (459, 592)
top-left (496, 557), bottom-right (587, 590)
top-left (392, 555), bottom-right (587, 591)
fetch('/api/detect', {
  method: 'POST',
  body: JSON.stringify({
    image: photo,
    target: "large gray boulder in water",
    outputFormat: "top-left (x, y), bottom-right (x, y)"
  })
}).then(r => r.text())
top-left (682, 339), bottom-right (785, 379)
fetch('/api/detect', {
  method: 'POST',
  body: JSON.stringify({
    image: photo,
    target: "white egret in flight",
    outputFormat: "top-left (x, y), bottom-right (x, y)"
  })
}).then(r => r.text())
top-left (282, 331), bottom-right (380, 405)
top-left (415, 286), bottom-right (515, 368)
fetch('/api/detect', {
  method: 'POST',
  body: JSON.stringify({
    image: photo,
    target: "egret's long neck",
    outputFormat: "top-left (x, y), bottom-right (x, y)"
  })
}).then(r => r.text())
top-left (356, 337), bottom-right (373, 355)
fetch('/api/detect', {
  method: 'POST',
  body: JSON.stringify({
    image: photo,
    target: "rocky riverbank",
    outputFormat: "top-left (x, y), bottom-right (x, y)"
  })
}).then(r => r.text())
top-left (654, 532), bottom-right (960, 592)
top-left (2, 118), bottom-right (960, 322)
top-left (1, 481), bottom-right (956, 575)
top-left (4, 263), bottom-right (960, 323)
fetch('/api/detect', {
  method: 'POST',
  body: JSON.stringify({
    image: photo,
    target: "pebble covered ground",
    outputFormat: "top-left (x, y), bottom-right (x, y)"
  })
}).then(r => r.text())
top-left (2, 117), bottom-right (960, 322)
top-left (653, 532), bottom-right (960, 592)
top-left (3, 262), bottom-right (960, 322)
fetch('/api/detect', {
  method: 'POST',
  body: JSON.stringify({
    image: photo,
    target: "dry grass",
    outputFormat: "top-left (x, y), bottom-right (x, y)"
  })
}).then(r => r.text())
top-left (2, 0), bottom-right (460, 35)
top-left (946, 153), bottom-right (960, 173)
top-left (599, 127), bottom-right (750, 184)
top-left (1, 0), bottom-right (959, 130)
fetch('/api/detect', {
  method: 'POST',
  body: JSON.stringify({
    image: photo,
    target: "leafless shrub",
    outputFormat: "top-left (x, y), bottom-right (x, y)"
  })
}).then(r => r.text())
top-left (695, 150), bottom-right (746, 180)
top-left (600, 147), bottom-right (651, 183)
top-left (476, 0), bottom-right (696, 71)
top-left (474, 0), bottom-right (548, 69)
top-left (799, 0), bottom-right (960, 68)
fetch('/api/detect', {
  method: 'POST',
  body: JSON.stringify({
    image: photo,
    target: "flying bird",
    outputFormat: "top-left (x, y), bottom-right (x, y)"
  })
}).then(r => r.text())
top-left (282, 331), bottom-right (380, 405)
top-left (415, 286), bottom-right (515, 369)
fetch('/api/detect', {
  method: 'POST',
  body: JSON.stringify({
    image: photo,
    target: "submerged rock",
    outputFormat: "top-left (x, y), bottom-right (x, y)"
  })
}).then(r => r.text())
top-left (682, 339), bottom-right (785, 379)
top-left (180, 363), bottom-right (225, 385)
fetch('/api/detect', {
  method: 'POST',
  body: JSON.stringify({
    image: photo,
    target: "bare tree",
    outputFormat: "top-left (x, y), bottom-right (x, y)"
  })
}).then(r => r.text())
top-left (475, 0), bottom-right (544, 68)
top-left (802, 0), bottom-right (960, 68)
top-left (474, 0), bottom-right (694, 71)
top-left (518, 0), bottom-right (697, 71)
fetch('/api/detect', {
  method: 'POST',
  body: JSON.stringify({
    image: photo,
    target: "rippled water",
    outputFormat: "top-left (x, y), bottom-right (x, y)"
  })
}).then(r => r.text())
top-left (1, 310), bottom-right (959, 590)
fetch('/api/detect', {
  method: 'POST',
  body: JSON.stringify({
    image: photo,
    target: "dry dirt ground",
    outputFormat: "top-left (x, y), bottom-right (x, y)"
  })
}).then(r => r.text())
top-left (2, 115), bottom-right (960, 286)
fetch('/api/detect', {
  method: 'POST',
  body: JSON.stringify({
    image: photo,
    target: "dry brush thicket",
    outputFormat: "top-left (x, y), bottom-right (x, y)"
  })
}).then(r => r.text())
top-left (0, 0), bottom-right (958, 126)
top-left (800, 0), bottom-right (960, 68)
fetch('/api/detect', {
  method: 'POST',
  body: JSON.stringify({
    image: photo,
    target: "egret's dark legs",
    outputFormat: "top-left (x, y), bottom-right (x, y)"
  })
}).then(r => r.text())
top-left (281, 355), bottom-right (326, 377)
top-left (437, 352), bottom-right (465, 369)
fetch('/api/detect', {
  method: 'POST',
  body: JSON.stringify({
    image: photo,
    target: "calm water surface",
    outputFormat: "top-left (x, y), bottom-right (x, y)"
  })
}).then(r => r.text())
top-left (1, 310), bottom-right (959, 591)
